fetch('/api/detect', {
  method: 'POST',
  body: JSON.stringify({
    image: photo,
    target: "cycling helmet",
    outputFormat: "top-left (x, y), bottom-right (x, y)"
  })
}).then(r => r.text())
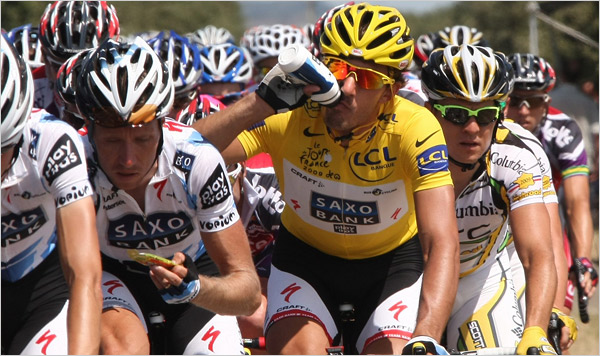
top-left (421, 45), bottom-right (514, 102)
top-left (189, 25), bottom-right (235, 46)
top-left (147, 30), bottom-right (203, 97)
top-left (7, 24), bottom-right (44, 68)
top-left (76, 37), bottom-right (174, 127)
top-left (176, 94), bottom-right (225, 126)
top-left (199, 43), bottom-right (253, 84)
top-left (414, 32), bottom-right (438, 65)
top-left (321, 3), bottom-right (414, 70)
top-left (310, 2), bottom-right (355, 58)
top-left (245, 24), bottom-right (310, 64)
top-left (1, 35), bottom-right (34, 149)
top-left (55, 49), bottom-right (93, 108)
top-left (508, 53), bottom-right (556, 93)
top-left (437, 25), bottom-right (488, 48)
top-left (240, 25), bottom-right (265, 49)
top-left (39, 1), bottom-right (120, 63)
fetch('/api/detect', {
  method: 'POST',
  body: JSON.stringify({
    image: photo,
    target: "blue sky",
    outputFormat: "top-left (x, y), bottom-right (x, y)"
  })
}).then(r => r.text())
top-left (239, 1), bottom-right (456, 27)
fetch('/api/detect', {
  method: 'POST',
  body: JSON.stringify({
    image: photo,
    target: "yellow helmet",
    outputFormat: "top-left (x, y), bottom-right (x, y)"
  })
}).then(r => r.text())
top-left (320, 2), bottom-right (414, 70)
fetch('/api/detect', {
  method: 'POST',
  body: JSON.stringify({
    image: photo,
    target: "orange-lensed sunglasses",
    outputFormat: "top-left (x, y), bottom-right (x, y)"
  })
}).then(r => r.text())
top-left (323, 57), bottom-right (395, 89)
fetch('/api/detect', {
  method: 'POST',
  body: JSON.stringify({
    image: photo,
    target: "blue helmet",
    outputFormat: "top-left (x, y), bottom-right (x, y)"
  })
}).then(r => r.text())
top-left (199, 43), bottom-right (253, 85)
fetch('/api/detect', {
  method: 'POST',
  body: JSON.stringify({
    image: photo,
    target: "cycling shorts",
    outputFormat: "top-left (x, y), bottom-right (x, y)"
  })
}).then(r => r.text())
top-left (2, 249), bottom-right (69, 354)
top-left (265, 225), bottom-right (423, 354)
top-left (101, 253), bottom-right (243, 354)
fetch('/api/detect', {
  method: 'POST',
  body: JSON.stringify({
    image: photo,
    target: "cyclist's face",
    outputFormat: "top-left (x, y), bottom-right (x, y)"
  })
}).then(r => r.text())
top-left (323, 58), bottom-right (395, 136)
top-left (504, 89), bottom-right (549, 133)
top-left (93, 122), bottom-right (161, 193)
top-left (430, 98), bottom-right (497, 165)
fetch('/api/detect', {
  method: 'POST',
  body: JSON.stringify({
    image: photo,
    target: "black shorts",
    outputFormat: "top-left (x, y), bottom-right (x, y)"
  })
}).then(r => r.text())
top-left (271, 225), bottom-right (423, 348)
top-left (2, 249), bottom-right (69, 354)
top-left (101, 253), bottom-right (220, 354)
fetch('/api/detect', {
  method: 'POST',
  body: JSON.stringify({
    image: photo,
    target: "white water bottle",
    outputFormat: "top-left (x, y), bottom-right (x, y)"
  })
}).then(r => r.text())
top-left (278, 44), bottom-right (342, 106)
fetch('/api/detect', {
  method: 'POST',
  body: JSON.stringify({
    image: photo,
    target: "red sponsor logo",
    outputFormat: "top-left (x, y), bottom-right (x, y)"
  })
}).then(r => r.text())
top-left (36, 329), bottom-right (56, 355)
top-left (103, 279), bottom-right (124, 294)
top-left (153, 180), bottom-right (167, 201)
top-left (281, 283), bottom-right (301, 303)
top-left (389, 301), bottom-right (408, 321)
top-left (202, 326), bottom-right (220, 352)
top-left (291, 199), bottom-right (301, 210)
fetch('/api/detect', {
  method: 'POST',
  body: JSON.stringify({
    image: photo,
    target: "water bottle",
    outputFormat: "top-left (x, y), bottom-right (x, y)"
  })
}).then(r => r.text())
top-left (278, 43), bottom-right (342, 106)
top-left (148, 311), bottom-right (167, 354)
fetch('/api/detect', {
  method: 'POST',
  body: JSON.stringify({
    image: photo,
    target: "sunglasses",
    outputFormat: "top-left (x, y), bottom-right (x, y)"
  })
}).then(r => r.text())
top-left (508, 94), bottom-right (548, 109)
top-left (323, 57), bottom-right (395, 89)
top-left (433, 103), bottom-right (501, 126)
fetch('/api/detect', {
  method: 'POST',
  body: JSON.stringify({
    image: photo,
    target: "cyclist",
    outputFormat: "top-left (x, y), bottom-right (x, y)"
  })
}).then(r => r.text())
top-left (421, 44), bottom-right (557, 355)
top-left (54, 49), bottom-right (94, 129)
top-left (1, 35), bottom-right (102, 355)
top-left (147, 30), bottom-right (204, 118)
top-left (198, 43), bottom-right (254, 106)
top-left (36, 1), bottom-right (120, 119)
top-left (505, 53), bottom-right (597, 349)
top-left (75, 37), bottom-right (261, 354)
top-left (192, 3), bottom-right (460, 354)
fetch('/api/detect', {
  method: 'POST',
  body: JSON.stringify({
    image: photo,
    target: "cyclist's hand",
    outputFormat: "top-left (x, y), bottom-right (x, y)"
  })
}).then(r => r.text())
top-left (517, 326), bottom-right (557, 355)
top-left (256, 65), bottom-right (309, 113)
top-left (572, 257), bottom-right (598, 297)
top-left (401, 336), bottom-right (449, 355)
top-left (551, 307), bottom-right (578, 350)
top-left (153, 253), bottom-right (201, 304)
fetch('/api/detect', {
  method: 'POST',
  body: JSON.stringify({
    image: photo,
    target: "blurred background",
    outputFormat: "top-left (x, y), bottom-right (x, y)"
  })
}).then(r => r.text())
top-left (1, 1), bottom-right (598, 354)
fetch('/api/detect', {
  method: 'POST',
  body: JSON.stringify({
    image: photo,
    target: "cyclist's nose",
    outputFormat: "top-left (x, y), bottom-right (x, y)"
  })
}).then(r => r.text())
top-left (339, 73), bottom-right (357, 93)
top-left (463, 116), bottom-right (481, 133)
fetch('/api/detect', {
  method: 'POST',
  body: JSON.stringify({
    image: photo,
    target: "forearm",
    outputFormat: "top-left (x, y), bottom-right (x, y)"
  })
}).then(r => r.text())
top-left (564, 175), bottom-right (594, 258)
top-left (67, 277), bottom-right (103, 354)
top-left (192, 93), bottom-right (275, 151)
top-left (548, 203), bottom-right (569, 311)
top-left (413, 249), bottom-right (459, 340)
top-left (191, 268), bottom-right (261, 316)
top-left (524, 253), bottom-right (557, 328)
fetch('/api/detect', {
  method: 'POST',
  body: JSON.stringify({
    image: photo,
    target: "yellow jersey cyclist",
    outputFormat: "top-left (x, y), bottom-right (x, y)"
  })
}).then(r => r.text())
top-left (191, 3), bottom-right (460, 354)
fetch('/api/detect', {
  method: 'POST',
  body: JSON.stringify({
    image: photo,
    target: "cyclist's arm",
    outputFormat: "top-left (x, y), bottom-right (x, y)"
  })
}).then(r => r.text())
top-left (56, 196), bottom-right (103, 354)
top-left (546, 202), bottom-right (569, 312)
top-left (563, 175), bottom-right (596, 295)
top-left (192, 93), bottom-right (275, 152)
top-left (412, 185), bottom-right (460, 341)
top-left (510, 203), bottom-right (557, 330)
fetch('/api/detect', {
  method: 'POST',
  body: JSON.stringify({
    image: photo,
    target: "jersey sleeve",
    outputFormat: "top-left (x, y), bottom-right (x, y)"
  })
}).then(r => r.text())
top-left (187, 143), bottom-right (240, 233)
top-left (34, 117), bottom-right (93, 209)
top-left (495, 147), bottom-right (546, 210)
top-left (400, 107), bottom-right (453, 192)
top-left (554, 119), bottom-right (590, 179)
top-left (237, 112), bottom-right (291, 160)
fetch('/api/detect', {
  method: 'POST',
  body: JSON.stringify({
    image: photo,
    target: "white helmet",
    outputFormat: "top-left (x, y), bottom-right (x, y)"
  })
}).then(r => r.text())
top-left (199, 43), bottom-right (253, 84)
top-left (244, 24), bottom-right (310, 64)
top-left (1, 35), bottom-right (34, 149)
top-left (189, 25), bottom-right (235, 46)
top-left (77, 37), bottom-right (174, 127)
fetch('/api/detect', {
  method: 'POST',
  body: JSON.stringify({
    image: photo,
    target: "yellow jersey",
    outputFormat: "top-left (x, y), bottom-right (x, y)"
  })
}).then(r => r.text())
top-left (237, 96), bottom-right (452, 259)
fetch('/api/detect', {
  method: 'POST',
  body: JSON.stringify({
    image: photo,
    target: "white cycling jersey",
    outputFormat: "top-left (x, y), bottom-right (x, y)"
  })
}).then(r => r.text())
top-left (84, 119), bottom-right (240, 264)
top-left (448, 122), bottom-right (549, 350)
top-left (456, 122), bottom-right (546, 277)
top-left (2, 109), bottom-right (92, 282)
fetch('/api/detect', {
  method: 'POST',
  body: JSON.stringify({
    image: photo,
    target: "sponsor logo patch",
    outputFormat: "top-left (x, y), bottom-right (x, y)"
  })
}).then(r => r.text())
top-left (43, 134), bottom-right (82, 185)
top-left (107, 211), bottom-right (194, 249)
top-left (1, 206), bottom-right (48, 246)
top-left (200, 165), bottom-right (231, 209)
top-left (416, 145), bottom-right (448, 176)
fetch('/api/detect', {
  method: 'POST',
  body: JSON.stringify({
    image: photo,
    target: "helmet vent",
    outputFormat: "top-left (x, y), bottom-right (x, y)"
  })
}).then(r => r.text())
top-left (116, 66), bottom-right (128, 106)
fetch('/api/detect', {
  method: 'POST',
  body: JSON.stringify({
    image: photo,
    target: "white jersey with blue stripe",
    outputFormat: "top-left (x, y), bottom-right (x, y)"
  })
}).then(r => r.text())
top-left (2, 109), bottom-right (93, 282)
top-left (86, 119), bottom-right (240, 265)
